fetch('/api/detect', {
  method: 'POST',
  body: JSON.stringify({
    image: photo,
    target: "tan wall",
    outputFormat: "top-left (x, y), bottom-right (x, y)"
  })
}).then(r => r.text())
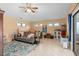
top-left (3, 15), bottom-right (17, 42)
top-left (3, 15), bottom-right (33, 42)
top-left (64, 15), bottom-right (68, 35)
top-left (3, 16), bottom-right (67, 43)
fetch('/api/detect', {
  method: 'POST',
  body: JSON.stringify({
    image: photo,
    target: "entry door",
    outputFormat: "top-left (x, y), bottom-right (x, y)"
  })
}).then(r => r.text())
top-left (73, 10), bottom-right (79, 56)
top-left (0, 10), bottom-right (4, 56)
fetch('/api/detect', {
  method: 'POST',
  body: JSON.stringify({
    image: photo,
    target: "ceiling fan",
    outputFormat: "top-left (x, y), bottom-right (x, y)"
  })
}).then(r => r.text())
top-left (19, 3), bottom-right (38, 13)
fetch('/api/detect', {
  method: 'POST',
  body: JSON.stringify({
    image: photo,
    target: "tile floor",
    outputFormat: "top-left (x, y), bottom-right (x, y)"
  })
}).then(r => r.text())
top-left (27, 38), bottom-right (75, 56)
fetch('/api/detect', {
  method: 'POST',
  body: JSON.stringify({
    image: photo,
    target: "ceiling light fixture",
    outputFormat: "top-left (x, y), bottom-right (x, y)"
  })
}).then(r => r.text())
top-left (40, 24), bottom-right (43, 26)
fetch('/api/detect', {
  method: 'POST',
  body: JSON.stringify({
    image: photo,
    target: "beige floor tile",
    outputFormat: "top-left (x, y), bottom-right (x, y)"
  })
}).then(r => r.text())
top-left (27, 39), bottom-right (75, 56)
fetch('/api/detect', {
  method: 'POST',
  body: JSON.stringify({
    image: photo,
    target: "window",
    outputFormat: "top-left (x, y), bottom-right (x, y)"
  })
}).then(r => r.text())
top-left (22, 23), bottom-right (25, 27)
top-left (54, 23), bottom-right (60, 26)
top-left (17, 23), bottom-right (21, 27)
top-left (17, 23), bottom-right (25, 27)
top-left (48, 23), bottom-right (53, 26)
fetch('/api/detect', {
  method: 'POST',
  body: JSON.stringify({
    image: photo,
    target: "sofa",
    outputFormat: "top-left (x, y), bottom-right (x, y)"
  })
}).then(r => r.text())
top-left (13, 31), bottom-right (39, 44)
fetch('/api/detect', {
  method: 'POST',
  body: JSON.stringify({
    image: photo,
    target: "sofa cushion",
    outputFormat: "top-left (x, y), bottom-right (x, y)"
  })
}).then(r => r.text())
top-left (27, 34), bottom-right (34, 39)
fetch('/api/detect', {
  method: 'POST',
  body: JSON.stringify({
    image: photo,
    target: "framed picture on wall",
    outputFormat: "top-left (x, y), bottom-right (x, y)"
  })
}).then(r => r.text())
top-left (42, 25), bottom-right (47, 33)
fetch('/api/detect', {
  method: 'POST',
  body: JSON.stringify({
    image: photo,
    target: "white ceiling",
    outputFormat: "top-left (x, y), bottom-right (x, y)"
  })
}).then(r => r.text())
top-left (0, 3), bottom-right (70, 21)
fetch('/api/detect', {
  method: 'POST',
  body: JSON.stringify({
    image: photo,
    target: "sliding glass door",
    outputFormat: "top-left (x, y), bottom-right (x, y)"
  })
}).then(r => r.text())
top-left (73, 10), bottom-right (79, 56)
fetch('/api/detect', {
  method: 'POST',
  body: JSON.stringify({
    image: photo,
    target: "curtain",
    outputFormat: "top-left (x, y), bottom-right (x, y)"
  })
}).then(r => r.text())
top-left (68, 14), bottom-right (72, 42)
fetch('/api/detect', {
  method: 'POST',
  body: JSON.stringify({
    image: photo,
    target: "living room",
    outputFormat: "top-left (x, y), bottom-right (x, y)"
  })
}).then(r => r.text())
top-left (0, 3), bottom-right (77, 56)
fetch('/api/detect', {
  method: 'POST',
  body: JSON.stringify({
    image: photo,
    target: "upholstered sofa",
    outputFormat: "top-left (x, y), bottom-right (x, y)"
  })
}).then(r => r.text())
top-left (13, 32), bottom-right (39, 44)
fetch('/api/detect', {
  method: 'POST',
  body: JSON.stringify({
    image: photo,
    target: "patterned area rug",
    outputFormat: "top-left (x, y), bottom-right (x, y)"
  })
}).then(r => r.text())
top-left (3, 41), bottom-right (37, 56)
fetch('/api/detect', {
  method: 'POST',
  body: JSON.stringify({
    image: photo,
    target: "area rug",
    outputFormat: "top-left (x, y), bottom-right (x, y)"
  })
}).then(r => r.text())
top-left (3, 41), bottom-right (37, 56)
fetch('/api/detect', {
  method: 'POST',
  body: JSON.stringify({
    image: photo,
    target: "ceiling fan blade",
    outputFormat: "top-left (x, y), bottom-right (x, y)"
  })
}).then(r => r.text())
top-left (31, 9), bottom-right (35, 13)
top-left (32, 7), bottom-right (38, 9)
